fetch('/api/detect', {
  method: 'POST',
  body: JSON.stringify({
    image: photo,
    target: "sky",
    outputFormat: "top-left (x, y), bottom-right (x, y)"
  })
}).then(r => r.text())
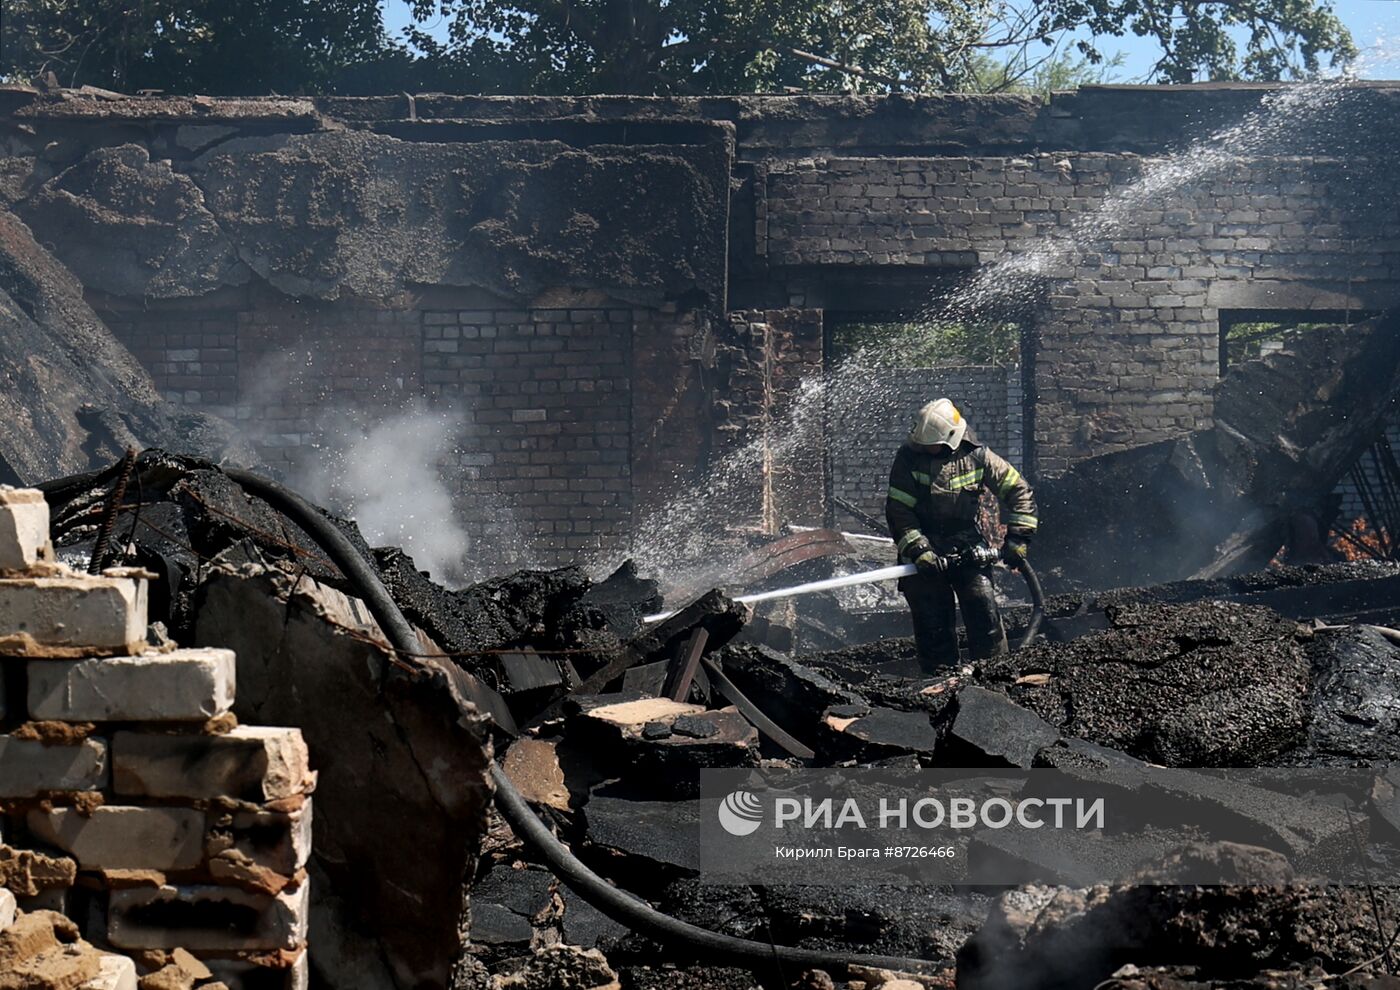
top-left (380, 0), bottom-right (1400, 83)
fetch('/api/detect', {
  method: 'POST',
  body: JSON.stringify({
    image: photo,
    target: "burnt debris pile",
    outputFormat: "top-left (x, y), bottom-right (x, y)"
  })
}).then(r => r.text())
top-left (30, 454), bottom-right (1400, 990)
top-left (1036, 311), bottom-right (1400, 592)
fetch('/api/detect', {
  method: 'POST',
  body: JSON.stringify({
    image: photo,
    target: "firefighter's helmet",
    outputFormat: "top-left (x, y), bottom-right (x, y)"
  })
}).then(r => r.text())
top-left (909, 398), bottom-right (967, 451)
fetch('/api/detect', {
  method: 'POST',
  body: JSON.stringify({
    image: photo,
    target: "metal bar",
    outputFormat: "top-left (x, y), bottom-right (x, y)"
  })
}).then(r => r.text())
top-left (833, 495), bottom-right (886, 536)
top-left (1349, 461), bottom-right (1386, 559)
top-left (1372, 436), bottom-right (1400, 557)
top-left (701, 657), bottom-right (815, 760)
top-left (88, 448), bottom-right (136, 574)
top-left (662, 627), bottom-right (709, 702)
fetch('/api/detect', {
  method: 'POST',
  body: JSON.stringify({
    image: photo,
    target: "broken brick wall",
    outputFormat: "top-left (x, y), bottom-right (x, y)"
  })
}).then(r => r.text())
top-left (713, 309), bottom-right (825, 534)
top-left (757, 150), bottom-right (1400, 477)
top-left (6, 87), bottom-right (1400, 567)
top-left (0, 490), bottom-right (314, 989)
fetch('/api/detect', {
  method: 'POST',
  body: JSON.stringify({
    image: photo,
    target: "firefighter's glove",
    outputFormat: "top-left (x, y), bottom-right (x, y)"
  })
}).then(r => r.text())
top-left (1001, 536), bottom-right (1030, 568)
top-left (914, 550), bottom-right (947, 576)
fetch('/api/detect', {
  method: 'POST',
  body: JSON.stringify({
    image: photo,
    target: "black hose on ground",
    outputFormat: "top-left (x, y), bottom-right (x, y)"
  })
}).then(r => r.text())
top-left (1015, 559), bottom-right (1046, 650)
top-left (222, 466), bottom-right (943, 979)
top-left (221, 468), bottom-right (422, 653)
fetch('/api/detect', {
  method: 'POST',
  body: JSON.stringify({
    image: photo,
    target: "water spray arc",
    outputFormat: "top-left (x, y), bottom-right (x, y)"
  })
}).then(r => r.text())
top-left (618, 64), bottom-right (1400, 598)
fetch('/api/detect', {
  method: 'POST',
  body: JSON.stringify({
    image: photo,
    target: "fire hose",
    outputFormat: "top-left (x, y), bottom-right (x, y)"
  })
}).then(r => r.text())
top-left (40, 458), bottom-right (1039, 974)
top-left (218, 468), bottom-right (947, 978)
top-left (643, 544), bottom-right (1047, 651)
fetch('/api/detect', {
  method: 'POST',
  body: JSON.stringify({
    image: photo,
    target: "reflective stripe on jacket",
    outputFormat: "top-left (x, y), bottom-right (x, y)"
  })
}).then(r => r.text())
top-left (885, 436), bottom-right (1038, 563)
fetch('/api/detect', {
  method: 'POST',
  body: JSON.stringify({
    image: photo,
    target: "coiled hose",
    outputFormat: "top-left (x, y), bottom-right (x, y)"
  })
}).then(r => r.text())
top-left (221, 468), bottom-right (944, 978)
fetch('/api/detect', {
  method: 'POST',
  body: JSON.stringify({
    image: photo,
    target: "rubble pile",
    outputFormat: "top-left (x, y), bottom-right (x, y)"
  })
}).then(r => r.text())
top-left (0, 486), bottom-right (312, 989)
top-left (192, 563), bottom-right (493, 989)
top-left (30, 455), bottom-right (1400, 989)
top-left (978, 600), bottom-right (1311, 766)
top-left (1035, 312), bottom-right (1400, 590)
top-left (467, 594), bottom-right (1400, 988)
top-left (957, 869), bottom-right (1400, 990)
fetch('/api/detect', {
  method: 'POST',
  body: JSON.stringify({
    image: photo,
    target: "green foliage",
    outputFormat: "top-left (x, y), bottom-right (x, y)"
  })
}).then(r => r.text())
top-left (832, 320), bottom-right (1021, 367)
top-left (1222, 319), bottom-right (1335, 367)
top-left (965, 48), bottom-right (1126, 95)
top-left (405, 0), bottom-right (1356, 95)
top-left (0, 0), bottom-right (1358, 96)
top-left (1, 0), bottom-right (395, 93)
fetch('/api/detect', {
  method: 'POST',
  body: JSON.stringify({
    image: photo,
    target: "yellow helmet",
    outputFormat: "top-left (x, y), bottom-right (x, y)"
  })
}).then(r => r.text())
top-left (909, 398), bottom-right (967, 450)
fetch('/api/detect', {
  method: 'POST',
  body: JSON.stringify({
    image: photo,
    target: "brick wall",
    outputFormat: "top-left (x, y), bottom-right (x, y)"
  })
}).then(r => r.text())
top-left (421, 307), bottom-right (633, 563)
top-left (830, 365), bottom-right (1018, 521)
top-left (71, 92), bottom-right (1400, 571)
top-left (717, 310), bottom-right (826, 531)
top-left (761, 153), bottom-right (1400, 475)
top-left (102, 295), bottom-right (645, 573)
top-left (234, 303), bottom-right (423, 477)
top-left (106, 311), bottom-right (240, 410)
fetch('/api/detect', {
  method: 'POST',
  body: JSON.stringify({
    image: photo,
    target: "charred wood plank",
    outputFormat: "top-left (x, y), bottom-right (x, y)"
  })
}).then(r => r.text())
top-left (663, 627), bottom-right (709, 702)
top-left (700, 657), bottom-right (815, 760)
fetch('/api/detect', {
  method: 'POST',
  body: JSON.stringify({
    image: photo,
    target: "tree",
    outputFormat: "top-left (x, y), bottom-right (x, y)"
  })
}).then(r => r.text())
top-left (404, 0), bottom-right (1356, 95)
top-left (964, 44), bottom-right (1125, 94)
top-left (1, 0), bottom-right (397, 94)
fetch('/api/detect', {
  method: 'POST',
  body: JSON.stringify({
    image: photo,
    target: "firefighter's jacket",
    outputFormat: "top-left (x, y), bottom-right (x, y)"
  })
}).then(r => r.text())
top-left (885, 436), bottom-right (1038, 563)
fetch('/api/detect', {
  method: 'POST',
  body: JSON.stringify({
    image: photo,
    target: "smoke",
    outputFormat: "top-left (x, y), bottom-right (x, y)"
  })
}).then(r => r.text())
top-left (291, 403), bottom-right (475, 586)
top-left (231, 342), bottom-right (543, 585)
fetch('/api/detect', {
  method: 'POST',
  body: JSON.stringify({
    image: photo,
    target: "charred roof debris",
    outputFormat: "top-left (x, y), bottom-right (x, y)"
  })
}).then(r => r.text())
top-left (1, 84), bottom-right (1400, 990)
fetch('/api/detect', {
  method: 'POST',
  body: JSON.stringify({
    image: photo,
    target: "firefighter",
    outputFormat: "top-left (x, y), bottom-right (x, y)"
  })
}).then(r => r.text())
top-left (885, 397), bottom-right (1038, 672)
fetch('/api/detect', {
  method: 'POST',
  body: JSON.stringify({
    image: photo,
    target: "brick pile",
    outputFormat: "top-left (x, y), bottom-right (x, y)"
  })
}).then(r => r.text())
top-left (0, 486), bottom-right (312, 989)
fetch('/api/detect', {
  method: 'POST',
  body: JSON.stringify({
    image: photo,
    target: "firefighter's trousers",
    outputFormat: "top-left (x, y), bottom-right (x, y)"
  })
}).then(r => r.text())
top-left (898, 566), bottom-right (1007, 673)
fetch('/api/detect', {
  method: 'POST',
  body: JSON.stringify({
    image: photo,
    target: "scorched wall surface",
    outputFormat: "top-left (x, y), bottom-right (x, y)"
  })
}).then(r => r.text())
top-left (4, 86), bottom-right (1400, 565)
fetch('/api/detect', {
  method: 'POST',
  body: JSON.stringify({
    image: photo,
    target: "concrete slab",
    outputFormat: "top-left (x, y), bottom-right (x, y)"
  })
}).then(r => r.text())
top-left (0, 572), bottom-right (147, 657)
top-left (223, 800), bottom-right (314, 875)
top-left (822, 705), bottom-right (942, 759)
top-left (0, 487), bottom-right (49, 572)
top-left (947, 686), bottom-right (1061, 768)
top-left (113, 726), bottom-right (310, 802)
top-left (108, 882), bottom-right (310, 952)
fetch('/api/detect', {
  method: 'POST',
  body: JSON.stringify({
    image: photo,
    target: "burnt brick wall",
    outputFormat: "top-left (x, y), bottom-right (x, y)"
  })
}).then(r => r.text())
top-left (234, 303), bottom-right (424, 477)
top-left (760, 153), bottom-right (1400, 476)
top-left (54, 89), bottom-right (1400, 571)
top-left (420, 307), bottom-right (633, 562)
top-left (716, 310), bottom-right (826, 531)
top-left (105, 310), bottom-right (240, 410)
top-left (830, 365), bottom-right (1018, 521)
top-left (100, 294), bottom-right (645, 571)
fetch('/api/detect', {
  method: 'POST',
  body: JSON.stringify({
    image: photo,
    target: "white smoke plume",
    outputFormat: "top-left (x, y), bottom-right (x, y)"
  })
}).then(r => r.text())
top-left (292, 403), bottom-right (474, 586)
